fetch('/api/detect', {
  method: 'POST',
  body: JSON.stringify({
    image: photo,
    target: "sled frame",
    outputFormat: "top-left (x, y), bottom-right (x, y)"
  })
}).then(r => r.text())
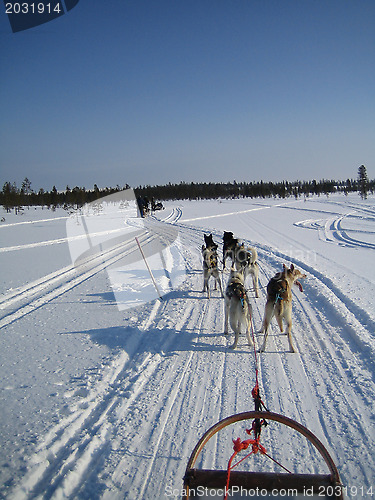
top-left (183, 411), bottom-right (343, 499)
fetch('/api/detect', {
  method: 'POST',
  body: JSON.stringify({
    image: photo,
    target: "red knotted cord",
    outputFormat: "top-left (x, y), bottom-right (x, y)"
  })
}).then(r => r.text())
top-left (223, 303), bottom-right (270, 500)
top-left (224, 429), bottom-right (267, 500)
top-left (220, 281), bottom-right (305, 500)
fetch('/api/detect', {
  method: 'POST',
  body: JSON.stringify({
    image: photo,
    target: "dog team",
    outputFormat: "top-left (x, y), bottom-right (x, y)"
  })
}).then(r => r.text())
top-left (201, 232), bottom-right (306, 353)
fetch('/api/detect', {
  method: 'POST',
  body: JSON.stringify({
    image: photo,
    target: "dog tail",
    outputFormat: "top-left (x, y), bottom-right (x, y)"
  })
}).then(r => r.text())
top-left (249, 247), bottom-right (258, 263)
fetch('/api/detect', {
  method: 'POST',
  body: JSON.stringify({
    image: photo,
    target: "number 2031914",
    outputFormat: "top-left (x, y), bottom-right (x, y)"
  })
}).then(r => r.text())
top-left (336, 485), bottom-right (374, 497)
top-left (5, 3), bottom-right (62, 14)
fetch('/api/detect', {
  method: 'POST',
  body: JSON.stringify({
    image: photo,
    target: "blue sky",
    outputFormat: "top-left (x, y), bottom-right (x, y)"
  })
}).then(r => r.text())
top-left (1, 0), bottom-right (374, 191)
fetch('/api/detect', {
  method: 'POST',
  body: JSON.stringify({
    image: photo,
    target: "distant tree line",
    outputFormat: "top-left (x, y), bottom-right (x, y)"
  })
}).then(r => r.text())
top-left (1, 166), bottom-right (373, 214)
top-left (135, 167), bottom-right (373, 202)
top-left (0, 180), bottom-right (131, 213)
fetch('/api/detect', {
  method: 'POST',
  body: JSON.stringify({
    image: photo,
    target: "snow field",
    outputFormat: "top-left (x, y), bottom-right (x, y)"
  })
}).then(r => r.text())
top-left (0, 193), bottom-right (374, 499)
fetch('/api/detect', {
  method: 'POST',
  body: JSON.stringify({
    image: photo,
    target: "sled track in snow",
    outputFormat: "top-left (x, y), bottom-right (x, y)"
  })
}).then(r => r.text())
top-left (294, 214), bottom-right (375, 250)
top-left (6, 207), bottom-right (375, 498)
top-left (0, 210), bottom-right (185, 330)
top-left (8, 260), bottom-right (222, 499)
top-left (8, 299), bottom-right (164, 499)
top-left (0, 238), bottom-right (140, 329)
top-left (167, 216), bottom-right (375, 487)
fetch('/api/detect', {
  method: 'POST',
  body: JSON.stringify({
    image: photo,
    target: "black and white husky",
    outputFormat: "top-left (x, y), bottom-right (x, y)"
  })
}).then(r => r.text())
top-left (223, 232), bottom-right (259, 298)
top-left (224, 269), bottom-right (253, 349)
top-left (222, 231), bottom-right (239, 269)
top-left (202, 234), bottom-right (223, 298)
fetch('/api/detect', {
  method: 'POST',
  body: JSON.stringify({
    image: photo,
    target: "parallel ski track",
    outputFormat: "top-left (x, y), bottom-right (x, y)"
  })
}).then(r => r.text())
top-left (167, 215), bottom-right (375, 485)
top-left (0, 229), bottom-right (164, 329)
top-left (7, 207), bottom-right (375, 499)
top-left (8, 215), bottom-right (226, 500)
top-left (331, 214), bottom-right (375, 249)
top-left (235, 211), bottom-right (375, 485)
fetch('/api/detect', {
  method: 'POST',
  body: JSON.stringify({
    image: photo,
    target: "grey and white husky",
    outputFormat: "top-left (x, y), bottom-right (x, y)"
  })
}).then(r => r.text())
top-left (234, 243), bottom-right (260, 298)
top-left (224, 269), bottom-right (253, 349)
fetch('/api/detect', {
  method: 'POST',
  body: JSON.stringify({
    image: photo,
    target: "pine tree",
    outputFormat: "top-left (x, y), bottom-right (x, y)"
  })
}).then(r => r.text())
top-left (358, 165), bottom-right (369, 199)
top-left (21, 178), bottom-right (32, 208)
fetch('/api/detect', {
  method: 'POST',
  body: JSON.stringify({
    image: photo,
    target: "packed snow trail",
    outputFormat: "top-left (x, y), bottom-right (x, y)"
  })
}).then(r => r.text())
top-left (1, 196), bottom-right (374, 499)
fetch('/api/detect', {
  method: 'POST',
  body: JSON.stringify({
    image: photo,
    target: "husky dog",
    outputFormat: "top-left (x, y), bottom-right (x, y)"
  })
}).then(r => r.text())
top-left (204, 233), bottom-right (218, 252)
top-left (258, 264), bottom-right (306, 353)
top-left (224, 269), bottom-right (253, 349)
top-left (202, 235), bottom-right (223, 298)
top-left (235, 244), bottom-right (260, 298)
top-left (222, 231), bottom-right (239, 269)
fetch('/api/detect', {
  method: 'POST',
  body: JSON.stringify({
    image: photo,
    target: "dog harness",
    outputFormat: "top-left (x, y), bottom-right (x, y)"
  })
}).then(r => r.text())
top-left (269, 277), bottom-right (287, 303)
top-left (226, 281), bottom-right (247, 308)
top-left (203, 252), bottom-right (218, 270)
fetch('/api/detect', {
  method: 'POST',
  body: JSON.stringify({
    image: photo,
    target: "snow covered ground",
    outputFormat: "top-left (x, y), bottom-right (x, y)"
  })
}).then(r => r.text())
top-left (0, 193), bottom-right (374, 499)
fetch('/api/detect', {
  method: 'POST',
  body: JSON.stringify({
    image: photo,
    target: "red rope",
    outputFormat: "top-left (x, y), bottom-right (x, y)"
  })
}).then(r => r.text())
top-left (224, 430), bottom-right (267, 500)
top-left (222, 297), bottom-right (295, 500)
top-left (223, 305), bottom-right (270, 500)
top-left (249, 305), bottom-right (261, 399)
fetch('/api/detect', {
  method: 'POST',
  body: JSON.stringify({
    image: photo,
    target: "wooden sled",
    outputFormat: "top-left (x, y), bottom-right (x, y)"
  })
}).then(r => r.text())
top-left (183, 411), bottom-right (343, 499)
